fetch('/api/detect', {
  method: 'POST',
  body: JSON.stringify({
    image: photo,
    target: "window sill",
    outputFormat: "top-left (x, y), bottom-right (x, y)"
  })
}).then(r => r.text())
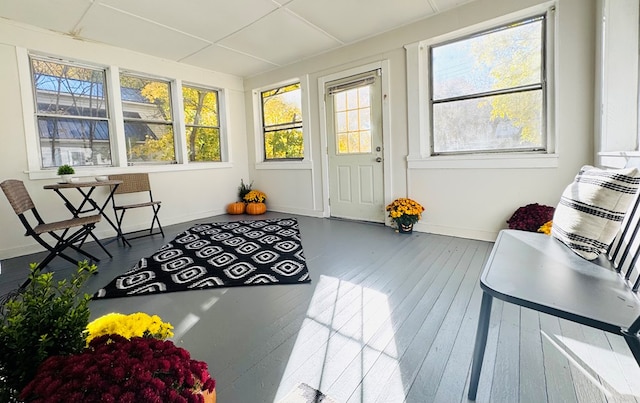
top-left (407, 153), bottom-right (559, 169)
top-left (26, 161), bottom-right (233, 180)
top-left (598, 151), bottom-right (640, 169)
top-left (255, 160), bottom-right (313, 170)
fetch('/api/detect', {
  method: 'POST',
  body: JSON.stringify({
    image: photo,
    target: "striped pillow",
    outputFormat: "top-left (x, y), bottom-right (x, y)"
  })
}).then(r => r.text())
top-left (551, 165), bottom-right (640, 260)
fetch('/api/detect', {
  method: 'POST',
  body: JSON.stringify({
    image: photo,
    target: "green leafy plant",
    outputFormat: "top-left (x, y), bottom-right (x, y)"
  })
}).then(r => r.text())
top-left (0, 261), bottom-right (97, 402)
top-left (238, 179), bottom-right (253, 201)
top-left (56, 164), bottom-right (75, 175)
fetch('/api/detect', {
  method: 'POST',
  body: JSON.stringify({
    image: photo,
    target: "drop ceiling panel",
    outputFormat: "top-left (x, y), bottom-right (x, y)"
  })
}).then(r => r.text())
top-left (180, 44), bottom-right (277, 77)
top-left (0, 0), bottom-right (91, 33)
top-left (77, 3), bottom-right (210, 62)
top-left (286, 0), bottom-right (436, 43)
top-left (218, 8), bottom-right (340, 66)
top-left (99, 0), bottom-right (278, 43)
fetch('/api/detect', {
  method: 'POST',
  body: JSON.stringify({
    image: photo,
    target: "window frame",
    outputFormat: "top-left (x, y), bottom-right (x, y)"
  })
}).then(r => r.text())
top-left (405, 5), bottom-right (557, 169)
top-left (252, 76), bottom-right (312, 170)
top-left (119, 71), bottom-right (177, 166)
top-left (29, 55), bottom-right (113, 169)
top-left (181, 83), bottom-right (223, 163)
top-left (18, 49), bottom-right (231, 179)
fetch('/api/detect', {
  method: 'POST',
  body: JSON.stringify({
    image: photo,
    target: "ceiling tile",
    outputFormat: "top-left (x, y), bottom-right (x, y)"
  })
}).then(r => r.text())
top-left (180, 45), bottom-right (278, 77)
top-left (98, 0), bottom-right (278, 43)
top-left (0, 0), bottom-right (91, 33)
top-left (76, 3), bottom-right (211, 62)
top-left (286, 0), bottom-right (435, 43)
top-left (218, 8), bottom-right (340, 66)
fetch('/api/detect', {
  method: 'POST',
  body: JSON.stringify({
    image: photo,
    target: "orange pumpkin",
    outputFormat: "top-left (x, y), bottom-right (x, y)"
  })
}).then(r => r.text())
top-left (246, 202), bottom-right (266, 215)
top-left (226, 202), bottom-right (245, 215)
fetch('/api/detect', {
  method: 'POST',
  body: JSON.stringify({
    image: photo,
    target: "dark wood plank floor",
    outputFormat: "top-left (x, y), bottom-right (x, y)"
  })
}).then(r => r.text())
top-left (2, 212), bottom-right (640, 402)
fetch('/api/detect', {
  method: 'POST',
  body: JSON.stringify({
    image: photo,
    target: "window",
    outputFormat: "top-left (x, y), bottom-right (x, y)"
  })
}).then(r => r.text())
top-left (30, 56), bottom-right (112, 168)
top-left (333, 85), bottom-right (372, 154)
top-left (120, 73), bottom-right (175, 164)
top-left (260, 83), bottom-right (304, 160)
top-left (182, 85), bottom-right (221, 162)
top-left (430, 15), bottom-right (546, 155)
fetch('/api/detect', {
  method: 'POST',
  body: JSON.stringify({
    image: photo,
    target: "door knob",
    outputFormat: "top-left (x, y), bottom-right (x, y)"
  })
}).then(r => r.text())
top-left (375, 157), bottom-right (382, 163)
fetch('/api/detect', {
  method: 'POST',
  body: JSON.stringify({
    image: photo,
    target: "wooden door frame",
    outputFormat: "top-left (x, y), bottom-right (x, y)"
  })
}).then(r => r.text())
top-left (318, 60), bottom-right (393, 222)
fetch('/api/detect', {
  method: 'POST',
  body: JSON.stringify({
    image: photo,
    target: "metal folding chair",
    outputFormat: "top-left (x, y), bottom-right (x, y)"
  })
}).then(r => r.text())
top-left (108, 173), bottom-right (164, 242)
top-left (0, 179), bottom-right (110, 271)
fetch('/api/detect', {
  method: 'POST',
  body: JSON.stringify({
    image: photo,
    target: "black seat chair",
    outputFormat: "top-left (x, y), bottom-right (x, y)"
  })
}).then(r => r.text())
top-left (108, 173), bottom-right (164, 242)
top-left (0, 179), bottom-right (110, 271)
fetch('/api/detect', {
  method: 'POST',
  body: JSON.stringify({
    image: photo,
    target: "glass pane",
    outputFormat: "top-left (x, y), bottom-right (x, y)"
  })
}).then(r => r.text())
top-left (120, 74), bottom-right (173, 122)
top-left (37, 117), bottom-right (111, 168)
top-left (334, 84), bottom-right (373, 155)
top-left (262, 83), bottom-right (302, 127)
top-left (183, 86), bottom-right (218, 127)
top-left (336, 111), bottom-right (347, 132)
top-left (347, 110), bottom-right (359, 131)
top-left (337, 133), bottom-right (348, 154)
top-left (348, 132), bottom-right (360, 153)
top-left (186, 126), bottom-right (221, 162)
top-left (264, 128), bottom-right (304, 159)
top-left (359, 130), bottom-right (372, 152)
top-left (358, 87), bottom-right (370, 107)
top-left (346, 89), bottom-right (358, 109)
top-left (31, 59), bottom-right (108, 117)
top-left (432, 17), bottom-right (543, 100)
top-left (335, 92), bottom-right (346, 112)
top-left (432, 90), bottom-right (543, 153)
top-left (126, 123), bottom-right (175, 163)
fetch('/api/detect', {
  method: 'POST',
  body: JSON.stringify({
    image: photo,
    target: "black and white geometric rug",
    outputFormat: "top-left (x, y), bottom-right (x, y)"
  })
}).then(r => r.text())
top-left (93, 218), bottom-right (310, 299)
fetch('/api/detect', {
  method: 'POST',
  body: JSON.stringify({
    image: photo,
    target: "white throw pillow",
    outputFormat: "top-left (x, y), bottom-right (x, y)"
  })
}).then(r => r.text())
top-left (551, 165), bottom-right (640, 260)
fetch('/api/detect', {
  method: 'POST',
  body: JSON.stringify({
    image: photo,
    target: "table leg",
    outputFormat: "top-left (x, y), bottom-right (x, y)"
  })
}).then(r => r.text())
top-left (468, 291), bottom-right (493, 400)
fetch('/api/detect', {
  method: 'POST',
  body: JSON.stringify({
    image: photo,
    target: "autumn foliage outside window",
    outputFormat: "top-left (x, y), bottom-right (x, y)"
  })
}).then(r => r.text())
top-left (430, 14), bottom-right (546, 155)
top-left (261, 83), bottom-right (304, 160)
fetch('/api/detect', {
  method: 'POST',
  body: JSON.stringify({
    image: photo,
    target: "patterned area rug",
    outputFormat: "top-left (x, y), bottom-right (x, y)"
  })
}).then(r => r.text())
top-left (278, 383), bottom-right (338, 403)
top-left (93, 218), bottom-right (310, 299)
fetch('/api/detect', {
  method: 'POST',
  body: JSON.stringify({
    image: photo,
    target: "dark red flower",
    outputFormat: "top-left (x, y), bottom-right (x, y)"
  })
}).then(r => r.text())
top-left (507, 203), bottom-right (555, 232)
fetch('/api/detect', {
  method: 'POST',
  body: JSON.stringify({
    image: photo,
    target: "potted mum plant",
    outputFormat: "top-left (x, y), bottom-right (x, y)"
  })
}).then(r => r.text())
top-left (20, 334), bottom-right (216, 403)
top-left (85, 312), bottom-right (174, 344)
top-left (243, 189), bottom-right (267, 215)
top-left (386, 197), bottom-right (425, 234)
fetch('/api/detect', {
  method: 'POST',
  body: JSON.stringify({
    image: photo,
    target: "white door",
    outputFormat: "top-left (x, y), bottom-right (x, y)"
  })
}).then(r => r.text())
top-left (325, 70), bottom-right (384, 222)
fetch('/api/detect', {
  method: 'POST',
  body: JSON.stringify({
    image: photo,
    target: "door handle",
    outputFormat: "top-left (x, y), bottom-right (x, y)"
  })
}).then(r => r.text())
top-left (375, 157), bottom-right (382, 163)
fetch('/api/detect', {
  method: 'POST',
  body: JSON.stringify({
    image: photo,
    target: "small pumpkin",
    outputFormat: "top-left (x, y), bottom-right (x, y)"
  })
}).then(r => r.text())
top-left (246, 202), bottom-right (266, 215)
top-left (226, 202), bottom-right (245, 215)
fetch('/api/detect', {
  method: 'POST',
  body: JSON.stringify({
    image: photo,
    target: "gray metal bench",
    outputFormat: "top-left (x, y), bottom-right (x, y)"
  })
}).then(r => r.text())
top-left (468, 192), bottom-right (640, 400)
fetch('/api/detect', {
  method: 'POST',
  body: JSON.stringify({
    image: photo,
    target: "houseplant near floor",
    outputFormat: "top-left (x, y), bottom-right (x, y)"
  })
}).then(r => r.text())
top-left (244, 189), bottom-right (267, 215)
top-left (386, 197), bottom-right (425, 233)
top-left (0, 261), bottom-right (96, 402)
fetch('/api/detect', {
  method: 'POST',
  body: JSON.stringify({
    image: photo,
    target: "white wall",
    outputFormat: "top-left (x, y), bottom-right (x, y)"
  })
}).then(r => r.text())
top-left (244, 0), bottom-right (597, 241)
top-left (0, 0), bottom-right (600, 261)
top-left (0, 20), bottom-right (250, 259)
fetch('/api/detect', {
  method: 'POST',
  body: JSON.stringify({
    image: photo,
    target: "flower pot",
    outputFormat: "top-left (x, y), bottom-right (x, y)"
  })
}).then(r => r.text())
top-left (398, 223), bottom-right (413, 234)
top-left (226, 201), bottom-right (246, 215)
top-left (246, 202), bottom-right (266, 215)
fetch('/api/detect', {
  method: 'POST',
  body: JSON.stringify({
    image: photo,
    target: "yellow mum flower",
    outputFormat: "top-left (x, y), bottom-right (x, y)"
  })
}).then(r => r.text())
top-left (86, 312), bottom-right (174, 344)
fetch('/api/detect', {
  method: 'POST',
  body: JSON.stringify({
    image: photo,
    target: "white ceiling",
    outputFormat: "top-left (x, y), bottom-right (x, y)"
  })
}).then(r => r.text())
top-left (0, 0), bottom-right (473, 78)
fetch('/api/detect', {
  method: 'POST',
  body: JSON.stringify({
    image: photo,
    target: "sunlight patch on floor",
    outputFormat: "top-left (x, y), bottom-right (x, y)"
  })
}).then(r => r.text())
top-left (543, 330), bottom-right (640, 398)
top-left (275, 275), bottom-right (404, 402)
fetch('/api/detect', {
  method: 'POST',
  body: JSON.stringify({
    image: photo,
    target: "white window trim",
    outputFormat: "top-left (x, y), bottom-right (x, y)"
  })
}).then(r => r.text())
top-left (405, 2), bottom-right (558, 169)
top-left (17, 48), bottom-right (232, 180)
top-left (252, 75), bottom-right (312, 170)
